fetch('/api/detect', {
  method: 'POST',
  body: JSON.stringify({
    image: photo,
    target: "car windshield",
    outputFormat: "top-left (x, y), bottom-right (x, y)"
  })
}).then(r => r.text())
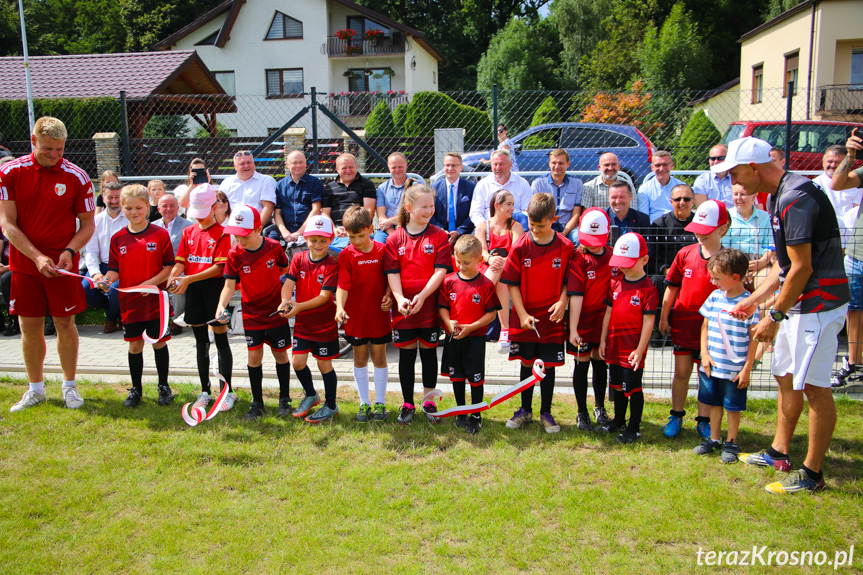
top-left (752, 124), bottom-right (849, 153)
top-left (722, 124), bottom-right (746, 144)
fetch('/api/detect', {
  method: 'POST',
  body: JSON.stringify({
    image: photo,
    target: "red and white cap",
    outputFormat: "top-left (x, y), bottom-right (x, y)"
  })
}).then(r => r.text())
top-left (224, 205), bottom-right (261, 237)
top-left (303, 214), bottom-right (334, 238)
top-left (711, 137), bottom-right (772, 173)
top-left (609, 232), bottom-right (648, 268)
top-left (187, 184), bottom-right (217, 219)
top-left (685, 199), bottom-right (729, 234)
top-left (577, 207), bottom-right (610, 248)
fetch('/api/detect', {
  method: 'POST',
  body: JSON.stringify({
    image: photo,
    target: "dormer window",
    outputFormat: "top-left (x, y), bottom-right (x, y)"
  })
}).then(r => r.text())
top-left (266, 11), bottom-right (303, 40)
top-left (195, 31), bottom-right (219, 46)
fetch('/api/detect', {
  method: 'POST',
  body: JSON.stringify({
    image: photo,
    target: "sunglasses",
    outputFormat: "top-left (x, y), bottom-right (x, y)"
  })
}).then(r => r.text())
top-left (497, 128), bottom-right (506, 133)
top-left (234, 151), bottom-right (253, 158)
top-left (708, 155), bottom-right (726, 161)
top-left (671, 197), bottom-right (693, 203)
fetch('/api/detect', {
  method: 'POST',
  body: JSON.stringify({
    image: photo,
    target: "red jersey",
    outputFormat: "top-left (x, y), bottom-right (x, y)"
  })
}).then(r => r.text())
top-left (0, 154), bottom-right (95, 276)
top-left (107, 224), bottom-right (174, 324)
top-left (337, 241), bottom-right (391, 339)
top-left (438, 272), bottom-right (501, 335)
top-left (286, 251), bottom-right (338, 341)
top-left (383, 224), bottom-right (452, 329)
top-left (224, 238), bottom-right (289, 330)
top-left (566, 246), bottom-right (613, 344)
top-left (500, 232), bottom-right (574, 344)
top-left (665, 244), bottom-right (716, 350)
top-left (605, 275), bottom-right (658, 369)
top-left (176, 222), bottom-right (230, 275)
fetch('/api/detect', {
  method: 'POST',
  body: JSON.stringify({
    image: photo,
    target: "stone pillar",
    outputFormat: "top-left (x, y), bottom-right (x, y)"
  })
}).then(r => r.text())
top-left (92, 132), bottom-right (121, 179)
top-left (283, 127), bottom-right (306, 159)
top-left (343, 130), bottom-right (367, 173)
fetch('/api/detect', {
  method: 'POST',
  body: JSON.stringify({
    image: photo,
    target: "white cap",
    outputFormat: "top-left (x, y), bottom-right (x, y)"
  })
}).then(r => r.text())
top-left (711, 137), bottom-right (772, 173)
top-left (187, 184), bottom-right (217, 219)
top-left (609, 232), bottom-right (648, 268)
top-left (303, 214), bottom-right (334, 237)
top-left (223, 205), bottom-right (260, 237)
top-left (578, 207), bottom-right (610, 247)
top-left (685, 200), bottom-right (730, 234)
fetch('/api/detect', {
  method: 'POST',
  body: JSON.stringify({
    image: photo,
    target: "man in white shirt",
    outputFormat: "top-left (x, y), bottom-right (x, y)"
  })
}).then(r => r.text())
top-left (82, 181), bottom-right (126, 333)
top-left (814, 145), bottom-right (862, 218)
top-left (637, 150), bottom-right (685, 222)
top-left (152, 192), bottom-right (192, 335)
top-left (469, 149), bottom-right (532, 229)
top-left (693, 144), bottom-right (733, 208)
top-left (218, 150), bottom-right (276, 226)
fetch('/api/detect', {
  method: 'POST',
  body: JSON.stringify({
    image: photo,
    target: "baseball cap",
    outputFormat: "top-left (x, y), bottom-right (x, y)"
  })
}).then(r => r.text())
top-left (303, 214), bottom-right (334, 238)
top-left (577, 207), bottom-right (610, 248)
top-left (711, 137), bottom-right (772, 173)
top-left (186, 184), bottom-right (217, 219)
top-left (685, 200), bottom-right (729, 234)
top-left (609, 232), bottom-right (648, 269)
top-left (223, 205), bottom-right (260, 237)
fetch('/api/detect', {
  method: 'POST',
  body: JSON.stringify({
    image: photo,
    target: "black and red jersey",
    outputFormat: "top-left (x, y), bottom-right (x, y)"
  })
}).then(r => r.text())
top-left (567, 247), bottom-right (613, 344)
top-left (438, 272), bottom-right (500, 334)
top-left (604, 275), bottom-right (658, 369)
top-left (286, 251), bottom-right (338, 341)
top-left (108, 224), bottom-right (174, 324)
top-left (176, 222), bottom-right (230, 275)
top-left (224, 237), bottom-right (289, 330)
top-left (337, 241), bottom-right (391, 339)
top-left (664, 244), bottom-right (715, 350)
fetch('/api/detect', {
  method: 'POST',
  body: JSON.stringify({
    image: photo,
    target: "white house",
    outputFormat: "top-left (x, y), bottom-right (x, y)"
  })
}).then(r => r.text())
top-left (155, 0), bottom-right (443, 137)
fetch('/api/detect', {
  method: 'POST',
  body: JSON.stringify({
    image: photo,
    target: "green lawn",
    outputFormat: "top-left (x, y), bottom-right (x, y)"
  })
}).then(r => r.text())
top-left (0, 379), bottom-right (861, 574)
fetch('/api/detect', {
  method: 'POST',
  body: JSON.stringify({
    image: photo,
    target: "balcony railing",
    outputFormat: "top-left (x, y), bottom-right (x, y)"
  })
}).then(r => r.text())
top-left (325, 33), bottom-right (406, 57)
top-left (326, 92), bottom-right (409, 117)
top-left (818, 84), bottom-right (863, 115)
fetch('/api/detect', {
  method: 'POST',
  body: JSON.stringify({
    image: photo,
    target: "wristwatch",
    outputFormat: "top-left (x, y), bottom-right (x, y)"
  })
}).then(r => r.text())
top-left (768, 308), bottom-right (788, 323)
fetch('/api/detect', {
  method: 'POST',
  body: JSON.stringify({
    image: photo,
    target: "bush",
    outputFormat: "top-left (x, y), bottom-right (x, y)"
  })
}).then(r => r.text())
top-left (143, 115), bottom-right (190, 139)
top-left (523, 96), bottom-right (561, 150)
top-left (393, 102), bottom-right (408, 136)
top-left (404, 91), bottom-right (491, 145)
top-left (194, 121), bottom-right (233, 138)
top-left (364, 100), bottom-right (399, 137)
top-left (676, 110), bottom-right (720, 170)
top-left (0, 97), bottom-right (122, 141)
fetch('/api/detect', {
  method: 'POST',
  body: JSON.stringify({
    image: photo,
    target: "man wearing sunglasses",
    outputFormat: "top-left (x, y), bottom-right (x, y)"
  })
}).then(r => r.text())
top-left (219, 150), bottom-right (276, 227)
top-left (693, 144), bottom-right (732, 209)
top-left (650, 185), bottom-right (698, 319)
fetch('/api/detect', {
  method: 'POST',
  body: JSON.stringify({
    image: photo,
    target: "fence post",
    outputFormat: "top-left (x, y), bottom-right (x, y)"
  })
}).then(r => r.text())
top-left (119, 90), bottom-right (132, 176)
top-left (311, 87), bottom-right (320, 173)
top-left (785, 81), bottom-right (793, 161)
top-left (492, 83), bottom-right (498, 147)
top-left (92, 132), bottom-right (121, 181)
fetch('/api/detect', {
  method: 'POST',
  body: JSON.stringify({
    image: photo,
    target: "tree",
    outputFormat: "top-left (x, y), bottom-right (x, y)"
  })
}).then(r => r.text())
top-left (523, 96), bottom-right (561, 149)
top-left (548, 0), bottom-right (612, 88)
top-left (676, 110), bottom-right (721, 170)
top-left (476, 17), bottom-right (568, 91)
top-left (194, 121), bottom-right (233, 138)
top-left (364, 100), bottom-right (400, 137)
top-left (143, 115), bottom-right (189, 138)
top-left (579, 80), bottom-right (663, 139)
top-left (637, 3), bottom-right (710, 92)
top-left (763, 0), bottom-right (804, 21)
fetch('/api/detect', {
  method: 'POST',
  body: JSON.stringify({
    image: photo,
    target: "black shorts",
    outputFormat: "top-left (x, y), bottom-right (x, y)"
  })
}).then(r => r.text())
top-left (673, 345), bottom-right (702, 362)
top-left (608, 364), bottom-right (644, 397)
top-left (345, 333), bottom-right (392, 346)
top-left (245, 324), bottom-right (291, 351)
top-left (292, 335), bottom-right (340, 359)
top-left (123, 318), bottom-right (170, 343)
top-left (566, 341), bottom-right (599, 356)
top-left (508, 341), bottom-right (566, 367)
top-left (183, 277), bottom-right (225, 325)
top-left (440, 335), bottom-right (486, 385)
top-left (392, 326), bottom-right (440, 348)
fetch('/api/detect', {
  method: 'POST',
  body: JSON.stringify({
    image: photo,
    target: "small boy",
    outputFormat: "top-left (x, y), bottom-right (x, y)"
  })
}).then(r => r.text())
top-left (216, 205), bottom-right (292, 421)
top-left (102, 184), bottom-right (175, 408)
top-left (147, 179), bottom-right (167, 222)
top-left (500, 193), bottom-right (574, 433)
top-left (438, 235), bottom-right (501, 434)
top-left (335, 205), bottom-right (393, 422)
top-left (599, 232), bottom-right (658, 443)
top-left (695, 249), bottom-right (759, 463)
top-left (167, 184), bottom-right (235, 410)
top-left (280, 214), bottom-right (340, 423)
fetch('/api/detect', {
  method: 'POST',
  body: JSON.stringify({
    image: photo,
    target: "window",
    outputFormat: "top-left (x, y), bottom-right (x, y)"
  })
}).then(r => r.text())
top-left (784, 52), bottom-right (799, 97)
top-left (196, 31), bottom-right (218, 46)
top-left (347, 16), bottom-right (386, 37)
top-left (266, 11), bottom-right (303, 40)
top-left (213, 71), bottom-right (235, 97)
top-left (852, 48), bottom-right (863, 85)
top-left (346, 69), bottom-right (390, 92)
top-left (266, 69), bottom-right (303, 97)
top-left (752, 64), bottom-right (763, 104)
top-left (519, 128), bottom-right (561, 150)
top-left (561, 127), bottom-right (637, 149)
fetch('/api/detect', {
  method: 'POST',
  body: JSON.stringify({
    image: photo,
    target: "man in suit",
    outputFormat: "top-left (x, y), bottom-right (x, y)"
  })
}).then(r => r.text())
top-left (431, 152), bottom-right (475, 247)
top-left (606, 181), bottom-right (653, 260)
top-left (152, 192), bottom-right (192, 334)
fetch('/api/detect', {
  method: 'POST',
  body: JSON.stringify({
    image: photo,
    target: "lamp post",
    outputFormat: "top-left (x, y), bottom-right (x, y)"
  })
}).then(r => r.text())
top-left (17, 0), bottom-right (35, 136)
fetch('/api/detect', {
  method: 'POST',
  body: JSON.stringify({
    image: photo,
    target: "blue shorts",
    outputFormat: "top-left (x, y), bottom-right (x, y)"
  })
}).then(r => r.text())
top-left (698, 370), bottom-right (747, 412)
top-left (844, 255), bottom-right (863, 311)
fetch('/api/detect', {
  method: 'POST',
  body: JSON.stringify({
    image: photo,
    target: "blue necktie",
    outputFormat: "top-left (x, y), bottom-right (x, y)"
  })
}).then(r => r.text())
top-left (448, 183), bottom-right (456, 232)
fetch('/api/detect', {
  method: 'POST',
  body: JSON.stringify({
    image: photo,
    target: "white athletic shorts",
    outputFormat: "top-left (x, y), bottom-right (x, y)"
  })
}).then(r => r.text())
top-left (772, 304), bottom-right (848, 390)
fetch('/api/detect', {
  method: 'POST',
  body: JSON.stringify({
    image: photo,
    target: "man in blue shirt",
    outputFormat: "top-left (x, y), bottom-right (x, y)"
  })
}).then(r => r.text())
top-left (430, 152), bottom-right (475, 248)
top-left (270, 150), bottom-right (324, 242)
top-left (637, 151), bottom-right (685, 222)
top-left (375, 152), bottom-right (425, 243)
top-left (530, 149), bottom-right (583, 242)
top-left (606, 181), bottom-right (652, 258)
top-left (693, 144), bottom-right (733, 208)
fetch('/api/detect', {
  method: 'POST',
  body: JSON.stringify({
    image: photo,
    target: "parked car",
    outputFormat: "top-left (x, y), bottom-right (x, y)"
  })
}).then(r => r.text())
top-left (722, 120), bottom-right (861, 171)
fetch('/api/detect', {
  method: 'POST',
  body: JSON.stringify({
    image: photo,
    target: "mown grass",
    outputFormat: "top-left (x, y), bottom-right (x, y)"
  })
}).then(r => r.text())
top-left (0, 378), bottom-right (861, 574)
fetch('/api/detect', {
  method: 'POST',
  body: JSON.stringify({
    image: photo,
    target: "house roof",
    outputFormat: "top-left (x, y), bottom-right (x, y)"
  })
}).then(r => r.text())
top-left (0, 51), bottom-right (226, 100)
top-left (688, 77), bottom-right (740, 105)
top-left (154, 0), bottom-right (444, 61)
top-left (739, 0), bottom-right (820, 42)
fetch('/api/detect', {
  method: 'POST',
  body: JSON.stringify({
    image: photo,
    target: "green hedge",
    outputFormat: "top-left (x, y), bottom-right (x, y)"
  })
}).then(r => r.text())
top-left (0, 97), bottom-right (122, 141)
top-left (392, 102), bottom-right (408, 136)
top-left (364, 100), bottom-right (400, 137)
top-left (676, 110), bottom-right (721, 170)
top-left (523, 96), bottom-right (561, 150)
top-left (403, 92), bottom-right (491, 144)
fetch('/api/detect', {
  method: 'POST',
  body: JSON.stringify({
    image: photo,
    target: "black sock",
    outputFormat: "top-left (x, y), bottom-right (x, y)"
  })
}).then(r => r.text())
top-left (540, 367), bottom-right (555, 414)
top-left (591, 359), bottom-right (607, 409)
top-left (295, 365), bottom-right (316, 397)
top-left (214, 331), bottom-right (233, 392)
top-left (628, 391), bottom-right (644, 432)
top-left (766, 446), bottom-right (789, 460)
top-left (275, 361), bottom-right (291, 400)
top-left (154, 346), bottom-right (169, 387)
top-left (613, 390), bottom-right (629, 426)
top-left (801, 464), bottom-right (823, 481)
top-left (452, 380), bottom-right (466, 406)
top-left (248, 364), bottom-right (263, 404)
top-left (128, 352), bottom-right (143, 391)
top-left (695, 415), bottom-right (710, 424)
top-left (419, 348), bottom-right (438, 390)
top-left (670, 409), bottom-right (686, 418)
top-left (322, 370), bottom-right (337, 409)
top-left (192, 325), bottom-right (211, 393)
top-left (470, 382), bottom-right (484, 405)
top-left (519, 364), bottom-right (533, 412)
top-left (399, 347), bottom-right (418, 404)
top-left (573, 360), bottom-right (590, 413)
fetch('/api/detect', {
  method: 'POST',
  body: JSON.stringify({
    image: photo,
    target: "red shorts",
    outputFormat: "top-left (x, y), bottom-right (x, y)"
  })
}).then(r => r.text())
top-left (10, 272), bottom-right (86, 318)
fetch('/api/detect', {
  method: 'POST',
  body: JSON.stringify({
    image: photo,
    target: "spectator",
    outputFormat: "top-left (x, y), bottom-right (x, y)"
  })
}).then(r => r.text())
top-left (94, 169), bottom-right (119, 215)
top-left (469, 149), bottom-right (532, 230)
top-left (176, 158), bottom-right (212, 211)
top-left (722, 183), bottom-right (773, 282)
top-left (637, 151), bottom-right (685, 222)
top-left (480, 124), bottom-right (520, 172)
top-left (214, 191), bottom-right (232, 225)
top-left (1, 224), bottom-right (14, 336)
top-left (430, 152), bottom-right (476, 247)
top-left (147, 179), bottom-right (167, 222)
top-left (581, 152), bottom-right (636, 210)
top-left (218, 150), bottom-right (276, 226)
top-left (375, 152), bottom-right (425, 243)
top-left (82, 181), bottom-right (125, 334)
top-left (769, 147), bottom-right (785, 169)
top-left (693, 144), bottom-right (733, 208)
top-left (270, 150), bottom-right (324, 243)
top-left (322, 153), bottom-right (376, 250)
top-left (606, 181), bottom-right (652, 246)
top-left (651, 184), bottom-right (697, 276)
top-left (152, 193), bottom-right (192, 335)
top-left (814, 145), bottom-right (862, 219)
top-left (530, 149), bottom-right (583, 242)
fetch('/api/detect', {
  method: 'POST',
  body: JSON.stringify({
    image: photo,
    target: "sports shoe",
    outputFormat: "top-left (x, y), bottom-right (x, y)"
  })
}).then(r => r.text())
top-left (593, 406), bottom-right (611, 427)
top-left (193, 392), bottom-right (211, 411)
top-left (738, 449), bottom-right (792, 472)
top-left (62, 385), bottom-right (84, 409)
top-left (245, 401), bottom-right (264, 421)
top-left (465, 414), bottom-right (482, 435)
top-left (293, 393), bottom-right (321, 418)
top-left (696, 420), bottom-right (711, 439)
top-left (765, 470), bottom-right (825, 494)
top-left (616, 428), bottom-right (641, 444)
top-left (661, 415), bottom-right (683, 438)
top-left (373, 403), bottom-right (388, 421)
top-left (498, 329), bottom-right (510, 349)
top-left (598, 420), bottom-right (626, 434)
top-left (831, 357), bottom-right (863, 388)
top-left (576, 412), bottom-right (593, 431)
top-left (3, 317), bottom-right (20, 336)
top-left (693, 438), bottom-right (721, 455)
top-left (423, 401), bottom-right (441, 424)
top-left (43, 316), bottom-right (56, 336)
top-left (357, 403), bottom-right (372, 423)
top-left (123, 387), bottom-right (142, 408)
top-left (306, 404), bottom-right (338, 423)
top-left (278, 397), bottom-right (294, 416)
top-left (397, 403), bottom-right (416, 425)
top-left (505, 407), bottom-right (532, 429)
top-left (455, 414), bottom-right (468, 428)
top-left (721, 440), bottom-right (740, 464)
top-left (157, 384), bottom-right (174, 406)
top-left (540, 412), bottom-right (560, 434)
top-left (10, 390), bottom-right (47, 412)
top-left (221, 393), bottom-right (238, 411)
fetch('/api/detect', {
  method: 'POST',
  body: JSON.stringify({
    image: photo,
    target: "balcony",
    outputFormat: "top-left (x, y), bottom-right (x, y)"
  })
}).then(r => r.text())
top-left (324, 32), bottom-right (407, 57)
top-left (817, 84), bottom-right (863, 119)
top-left (326, 91), bottom-right (409, 117)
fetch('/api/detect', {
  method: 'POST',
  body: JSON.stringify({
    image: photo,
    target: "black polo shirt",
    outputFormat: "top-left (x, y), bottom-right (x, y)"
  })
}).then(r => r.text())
top-left (322, 175), bottom-right (376, 226)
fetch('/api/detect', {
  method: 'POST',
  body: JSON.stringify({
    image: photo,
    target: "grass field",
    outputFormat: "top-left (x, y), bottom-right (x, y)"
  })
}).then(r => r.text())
top-left (1, 378), bottom-right (861, 574)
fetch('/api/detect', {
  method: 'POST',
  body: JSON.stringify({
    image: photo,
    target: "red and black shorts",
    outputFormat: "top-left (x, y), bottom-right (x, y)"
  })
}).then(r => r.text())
top-left (123, 318), bottom-right (171, 343)
top-left (508, 341), bottom-right (566, 367)
top-left (608, 363), bottom-right (644, 397)
top-left (292, 335), bottom-right (340, 360)
top-left (11, 272), bottom-right (85, 318)
top-left (345, 333), bottom-right (392, 346)
top-left (566, 340), bottom-right (599, 357)
top-left (183, 277), bottom-right (224, 325)
top-left (245, 324), bottom-right (291, 351)
top-left (440, 335), bottom-right (485, 385)
top-left (392, 326), bottom-right (440, 348)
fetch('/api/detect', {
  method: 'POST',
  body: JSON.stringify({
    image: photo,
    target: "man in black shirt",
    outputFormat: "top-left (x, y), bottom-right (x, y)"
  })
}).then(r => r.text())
top-left (322, 153), bottom-right (376, 250)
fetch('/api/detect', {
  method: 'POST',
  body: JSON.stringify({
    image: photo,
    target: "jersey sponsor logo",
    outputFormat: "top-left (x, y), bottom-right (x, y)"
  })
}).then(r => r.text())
top-left (243, 265), bottom-right (251, 274)
top-left (119, 246), bottom-right (127, 255)
top-left (187, 255), bottom-right (214, 264)
top-left (471, 293), bottom-right (481, 304)
top-left (449, 292), bottom-right (457, 301)
top-left (188, 238), bottom-right (194, 246)
top-left (317, 273), bottom-right (324, 284)
top-left (510, 342), bottom-right (519, 353)
top-left (357, 259), bottom-right (379, 265)
top-left (319, 347), bottom-right (328, 356)
top-left (266, 258), bottom-right (275, 269)
top-left (146, 241), bottom-right (157, 252)
top-left (245, 335), bottom-right (253, 345)
top-left (292, 337), bottom-right (299, 348)
top-left (299, 270), bottom-right (306, 279)
top-left (55, 183), bottom-right (66, 196)
top-left (429, 331), bottom-right (438, 342)
top-left (684, 269), bottom-right (693, 278)
top-left (448, 367), bottom-right (455, 376)
top-left (630, 295), bottom-right (641, 306)
top-left (393, 329), bottom-right (400, 341)
top-left (277, 339), bottom-right (286, 348)
top-left (613, 292), bottom-right (619, 300)
top-left (552, 257), bottom-right (562, 269)
top-left (587, 270), bottom-right (596, 279)
top-left (472, 373), bottom-right (482, 382)
top-left (557, 351), bottom-right (564, 361)
top-left (771, 215), bottom-right (781, 232)
top-left (398, 246), bottom-right (406, 256)
top-left (423, 243), bottom-right (434, 254)
top-left (524, 258), bottom-right (532, 268)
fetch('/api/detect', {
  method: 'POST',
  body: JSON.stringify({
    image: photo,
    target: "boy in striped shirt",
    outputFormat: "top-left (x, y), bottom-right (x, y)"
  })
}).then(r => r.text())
top-left (695, 249), bottom-right (759, 463)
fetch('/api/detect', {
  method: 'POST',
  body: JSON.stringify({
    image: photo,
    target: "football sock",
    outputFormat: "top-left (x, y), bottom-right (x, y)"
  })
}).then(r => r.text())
top-left (192, 325), bottom-right (211, 393)
top-left (419, 347), bottom-right (438, 390)
top-left (766, 446), bottom-right (789, 460)
top-left (276, 361), bottom-right (291, 400)
top-left (670, 409), bottom-right (686, 418)
top-left (470, 382), bottom-right (484, 405)
top-left (373, 366), bottom-right (388, 404)
top-left (354, 366), bottom-right (370, 405)
top-left (61, 380), bottom-right (76, 389)
top-left (627, 391), bottom-right (644, 432)
top-left (154, 346), bottom-right (169, 387)
top-left (573, 360), bottom-right (590, 413)
top-left (399, 347), bottom-right (418, 404)
top-left (590, 359), bottom-right (608, 409)
top-left (248, 364), bottom-right (263, 404)
top-left (129, 352), bottom-right (144, 391)
top-left (540, 367), bottom-right (555, 415)
top-left (452, 380), bottom-right (466, 406)
top-left (213, 331), bottom-right (233, 392)
top-left (519, 364), bottom-right (534, 411)
top-left (294, 366), bottom-right (316, 397)
top-left (613, 389), bottom-right (629, 427)
top-left (322, 370), bottom-right (338, 409)
top-left (29, 381), bottom-right (45, 395)
top-left (801, 464), bottom-right (823, 482)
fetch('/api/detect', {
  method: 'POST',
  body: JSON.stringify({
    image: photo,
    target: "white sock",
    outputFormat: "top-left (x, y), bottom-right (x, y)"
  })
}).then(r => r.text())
top-left (374, 366), bottom-right (388, 404)
top-left (29, 381), bottom-right (45, 394)
top-left (354, 366), bottom-right (370, 405)
top-left (62, 380), bottom-right (76, 389)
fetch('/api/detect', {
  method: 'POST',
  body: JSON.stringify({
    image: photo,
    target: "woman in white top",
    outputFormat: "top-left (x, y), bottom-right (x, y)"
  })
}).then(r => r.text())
top-left (480, 124), bottom-right (520, 173)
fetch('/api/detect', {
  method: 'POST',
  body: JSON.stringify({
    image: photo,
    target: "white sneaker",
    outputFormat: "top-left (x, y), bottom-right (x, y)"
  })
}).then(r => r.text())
top-left (192, 392), bottom-right (211, 410)
top-left (173, 313), bottom-right (188, 328)
top-left (62, 385), bottom-right (84, 409)
top-left (221, 392), bottom-right (238, 411)
top-left (10, 390), bottom-right (47, 412)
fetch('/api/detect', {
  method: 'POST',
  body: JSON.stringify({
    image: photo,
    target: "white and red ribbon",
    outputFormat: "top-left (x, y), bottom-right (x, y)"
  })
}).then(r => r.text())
top-left (182, 353), bottom-right (231, 427)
